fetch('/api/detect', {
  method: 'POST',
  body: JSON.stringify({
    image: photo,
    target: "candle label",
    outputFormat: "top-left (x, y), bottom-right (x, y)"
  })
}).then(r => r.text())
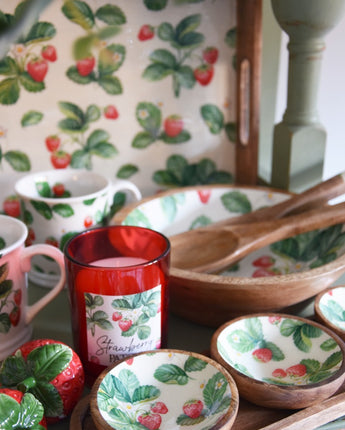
top-left (84, 286), bottom-right (162, 366)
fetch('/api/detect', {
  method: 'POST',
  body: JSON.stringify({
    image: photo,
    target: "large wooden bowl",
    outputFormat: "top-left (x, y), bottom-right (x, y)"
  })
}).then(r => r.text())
top-left (113, 185), bottom-right (345, 327)
top-left (210, 313), bottom-right (345, 410)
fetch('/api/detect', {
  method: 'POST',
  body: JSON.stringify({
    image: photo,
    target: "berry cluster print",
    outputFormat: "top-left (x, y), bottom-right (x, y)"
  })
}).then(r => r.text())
top-left (0, 0), bottom-right (236, 211)
top-left (0, 260), bottom-right (22, 333)
top-left (97, 352), bottom-right (232, 429)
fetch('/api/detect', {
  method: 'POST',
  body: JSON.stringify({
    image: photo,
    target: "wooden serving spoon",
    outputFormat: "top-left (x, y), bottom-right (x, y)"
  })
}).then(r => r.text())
top-left (170, 200), bottom-right (345, 273)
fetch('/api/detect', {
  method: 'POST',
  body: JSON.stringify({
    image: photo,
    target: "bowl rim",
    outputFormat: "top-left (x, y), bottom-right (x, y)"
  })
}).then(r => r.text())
top-left (315, 285), bottom-right (345, 336)
top-left (89, 348), bottom-right (239, 430)
top-left (113, 184), bottom-right (345, 286)
top-left (210, 312), bottom-right (345, 392)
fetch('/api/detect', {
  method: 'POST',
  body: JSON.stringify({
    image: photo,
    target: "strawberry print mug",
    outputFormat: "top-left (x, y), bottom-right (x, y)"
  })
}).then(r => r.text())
top-left (0, 215), bottom-right (65, 360)
top-left (14, 169), bottom-right (142, 287)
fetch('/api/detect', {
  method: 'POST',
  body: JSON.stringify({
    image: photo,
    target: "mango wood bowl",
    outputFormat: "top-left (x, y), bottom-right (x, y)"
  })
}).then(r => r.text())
top-left (90, 349), bottom-right (239, 430)
top-left (315, 285), bottom-right (345, 342)
top-left (113, 185), bottom-right (345, 327)
top-left (210, 313), bottom-right (345, 410)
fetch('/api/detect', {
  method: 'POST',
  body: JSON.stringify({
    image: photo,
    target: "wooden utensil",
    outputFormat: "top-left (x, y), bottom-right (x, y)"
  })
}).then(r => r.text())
top-left (170, 200), bottom-right (345, 273)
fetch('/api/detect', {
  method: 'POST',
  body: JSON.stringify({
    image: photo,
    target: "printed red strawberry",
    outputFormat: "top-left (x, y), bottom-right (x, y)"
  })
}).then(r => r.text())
top-left (45, 236), bottom-right (59, 248)
top-left (45, 135), bottom-right (60, 152)
top-left (272, 368), bottom-right (287, 378)
top-left (202, 46), bottom-right (219, 64)
top-left (0, 388), bottom-right (47, 429)
top-left (183, 399), bottom-right (204, 419)
top-left (286, 364), bottom-right (307, 377)
top-left (138, 24), bottom-right (155, 41)
top-left (197, 190), bottom-right (211, 204)
top-left (51, 150), bottom-right (71, 169)
top-left (126, 357), bottom-right (134, 365)
top-left (3, 195), bottom-right (20, 217)
top-left (194, 64), bottom-right (214, 86)
top-left (25, 228), bottom-right (35, 246)
top-left (0, 339), bottom-right (85, 423)
top-left (52, 182), bottom-right (65, 197)
top-left (41, 45), bottom-right (57, 62)
top-left (253, 255), bottom-right (275, 268)
top-left (252, 268), bottom-right (280, 278)
top-left (76, 56), bottom-right (95, 77)
top-left (9, 307), bottom-right (20, 326)
top-left (268, 315), bottom-right (281, 325)
top-left (112, 311), bottom-right (122, 321)
top-left (118, 318), bottom-right (132, 332)
top-left (164, 115), bottom-right (183, 137)
top-left (13, 290), bottom-right (22, 306)
top-left (104, 105), bottom-right (119, 119)
top-left (27, 58), bottom-right (48, 82)
top-left (138, 412), bottom-right (161, 430)
top-left (252, 348), bottom-right (272, 363)
top-left (84, 215), bottom-right (93, 228)
top-left (151, 401), bottom-right (168, 414)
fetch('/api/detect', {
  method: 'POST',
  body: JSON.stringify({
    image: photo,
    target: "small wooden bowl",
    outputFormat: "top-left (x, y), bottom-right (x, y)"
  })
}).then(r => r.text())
top-left (315, 285), bottom-right (345, 342)
top-left (210, 313), bottom-right (345, 410)
top-left (113, 185), bottom-right (345, 327)
top-left (90, 349), bottom-right (239, 430)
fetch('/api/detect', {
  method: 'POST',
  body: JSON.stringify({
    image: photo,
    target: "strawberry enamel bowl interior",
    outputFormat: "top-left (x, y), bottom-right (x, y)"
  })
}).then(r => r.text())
top-left (90, 349), bottom-right (239, 430)
top-left (210, 313), bottom-right (345, 410)
top-left (113, 185), bottom-right (345, 327)
top-left (315, 285), bottom-right (345, 342)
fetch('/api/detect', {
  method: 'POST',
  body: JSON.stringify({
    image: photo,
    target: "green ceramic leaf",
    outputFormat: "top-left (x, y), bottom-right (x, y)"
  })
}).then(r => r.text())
top-left (154, 364), bottom-right (189, 385)
top-left (0, 239), bottom-right (5, 250)
top-left (52, 203), bottom-right (74, 218)
top-left (301, 358), bottom-right (320, 374)
top-left (227, 329), bottom-right (255, 353)
top-left (177, 414), bottom-right (205, 425)
top-left (106, 374), bottom-right (132, 403)
top-left (203, 372), bottom-right (228, 408)
top-left (153, 170), bottom-right (179, 186)
top-left (309, 370), bottom-right (333, 384)
top-left (321, 338), bottom-right (339, 351)
top-left (245, 318), bottom-right (263, 340)
top-left (160, 195), bottom-right (177, 222)
top-left (117, 164), bottom-right (138, 179)
top-left (24, 22), bottom-right (56, 44)
top-left (30, 380), bottom-right (63, 417)
top-left (201, 104), bottom-right (224, 134)
top-left (320, 351), bottom-right (343, 371)
top-left (280, 319), bottom-right (301, 337)
top-left (158, 22), bottom-right (175, 41)
top-left (118, 369), bottom-right (140, 398)
top-left (19, 72), bottom-right (45, 92)
top-left (123, 209), bottom-right (151, 228)
top-left (98, 75), bottom-right (123, 94)
top-left (35, 180), bottom-right (51, 197)
top-left (221, 191), bottom-right (251, 214)
top-left (293, 326), bottom-right (312, 353)
top-left (83, 198), bottom-right (96, 205)
top-left (0, 393), bottom-right (21, 429)
top-left (31, 200), bottom-right (53, 220)
top-left (95, 4), bottom-right (126, 25)
top-left (184, 356), bottom-right (207, 373)
top-left (4, 150), bottom-right (31, 171)
top-left (0, 313), bottom-right (11, 334)
top-left (21, 110), bottom-right (43, 127)
top-left (190, 215), bottom-right (212, 229)
top-left (0, 78), bottom-right (20, 105)
top-left (17, 392), bottom-right (45, 428)
top-left (302, 323), bottom-right (322, 339)
top-left (265, 341), bottom-right (285, 361)
top-left (62, 0), bottom-right (95, 29)
top-left (28, 343), bottom-right (72, 381)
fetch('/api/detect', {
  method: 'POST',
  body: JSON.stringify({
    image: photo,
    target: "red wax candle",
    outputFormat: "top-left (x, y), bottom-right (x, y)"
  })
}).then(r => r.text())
top-left (64, 226), bottom-right (170, 386)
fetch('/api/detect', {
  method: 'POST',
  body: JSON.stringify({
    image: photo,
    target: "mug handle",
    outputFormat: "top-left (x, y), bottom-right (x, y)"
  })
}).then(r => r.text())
top-left (110, 179), bottom-right (142, 202)
top-left (20, 244), bottom-right (66, 324)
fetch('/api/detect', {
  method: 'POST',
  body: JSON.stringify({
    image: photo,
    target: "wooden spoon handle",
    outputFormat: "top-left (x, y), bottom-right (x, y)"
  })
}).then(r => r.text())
top-left (215, 172), bottom-right (345, 228)
top-left (259, 392), bottom-right (345, 430)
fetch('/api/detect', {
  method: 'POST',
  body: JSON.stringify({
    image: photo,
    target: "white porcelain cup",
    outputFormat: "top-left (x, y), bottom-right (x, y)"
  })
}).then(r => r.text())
top-left (0, 215), bottom-right (65, 360)
top-left (14, 170), bottom-right (142, 287)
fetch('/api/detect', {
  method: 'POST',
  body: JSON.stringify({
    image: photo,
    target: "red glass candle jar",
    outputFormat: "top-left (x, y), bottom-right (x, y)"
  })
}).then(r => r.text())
top-left (64, 225), bottom-right (170, 386)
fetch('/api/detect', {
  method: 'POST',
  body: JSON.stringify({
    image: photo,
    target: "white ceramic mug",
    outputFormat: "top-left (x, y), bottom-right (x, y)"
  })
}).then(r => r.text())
top-left (0, 214), bottom-right (65, 360)
top-left (14, 169), bottom-right (142, 287)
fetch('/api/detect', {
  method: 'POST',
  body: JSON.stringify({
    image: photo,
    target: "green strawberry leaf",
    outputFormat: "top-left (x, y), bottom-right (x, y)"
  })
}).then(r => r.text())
top-left (309, 370), bottom-right (333, 383)
top-left (225, 27), bottom-right (236, 48)
top-left (35, 180), bottom-right (51, 197)
top-left (203, 372), bottom-right (228, 408)
top-left (175, 31), bottom-right (204, 49)
top-left (280, 319), bottom-right (301, 337)
top-left (117, 164), bottom-right (138, 179)
top-left (86, 129), bottom-right (109, 147)
top-left (177, 414), bottom-right (205, 425)
top-left (293, 326), bottom-right (312, 352)
top-left (132, 131), bottom-right (156, 148)
top-left (117, 369), bottom-right (139, 399)
top-left (166, 154), bottom-right (188, 181)
top-left (201, 104), bottom-right (224, 134)
top-left (123, 208), bottom-right (151, 228)
top-left (142, 63), bottom-right (174, 81)
top-left (154, 364), bottom-right (189, 385)
top-left (30, 200), bottom-right (53, 220)
top-left (0, 313), bottom-right (11, 334)
top-left (0, 56), bottom-right (19, 75)
top-left (98, 75), bottom-right (123, 94)
top-left (62, 0), bottom-right (95, 30)
top-left (190, 215), bottom-right (212, 229)
top-left (175, 14), bottom-right (201, 40)
top-left (184, 356), bottom-right (207, 373)
top-left (149, 49), bottom-right (177, 69)
top-left (0, 277), bottom-right (12, 298)
top-left (21, 110), bottom-right (43, 127)
top-left (98, 44), bottom-right (126, 75)
top-left (85, 104), bottom-right (101, 123)
top-left (52, 203), bottom-right (74, 217)
top-left (161, 130), bottom-right (191, 144)
top-left (108, 374), bottom-right (132, 403)
top-left (225, 122), bottom-right (237, 142)
top-left (245, 317), bottom-right (263, 340)
top-left (23, 22), bottom-right (56, 44)
top-left (83, 198), bottom-right (96, 205)
top-left (0, 77), bottom-right (20, 105)
top-left (320, 351), bottom-right (343, 371)
top-left (95, 4), bottom-right (126, 25)
top-left (227, 329), bottom-right (256, 353)
top-left (158, 22), bottom-right (175, 41)
top-left (301, 323), bottom-right (322, 339)
top-left (196, 158), bottom-right (217, 182)
top-left (301, 358), bottom-right (320, 374)
top-left (221, 191), bottom-right (251, 214)
top-left (20, 73), bottom-right (45, 92)
top-left (58, 118), bottom-right (87, 133)
top-left (0, 353), bottom-right (29, 386)
top-left (153, 170), bottom-right (179, 186)
top-left (58, 101), bottom-right (85, 123)
top-left (66, 66), bottom-right (96, 84)
top-left (71, 149), bottom-right (92, 169)
top-left (90, 142), bottom-right (118, 158)
top-left (265, 342), bottom-right (285, 361)
top-left (4, 150), bottom-right (31, 171)
top-left (160, 195), bottom-right (177, 222)
top-left (17, 392), bottom-right (45, 428)
top-left (321, 338), bottom-right (339, 351)
top-left (175, 65), bottom-right (195, 89)
top-left (136, 102), bottom-right (161, 134)
top-left (0, 393), bottom-right (21, 429)
top-left (137, 325), bottom-right (151, 340)
top-left (31, 380), bottom-right (63, 417)
top-left (132, 385), bottom-right (159, 403)
top-left (60, 232), bottom-right (79, 251)
top-left (144, 0), bottom-right (168, 11)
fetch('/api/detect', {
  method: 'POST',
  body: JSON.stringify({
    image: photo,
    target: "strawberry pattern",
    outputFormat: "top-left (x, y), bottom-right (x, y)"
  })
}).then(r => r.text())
top-left (0, 0), bottom-right (237, 212)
